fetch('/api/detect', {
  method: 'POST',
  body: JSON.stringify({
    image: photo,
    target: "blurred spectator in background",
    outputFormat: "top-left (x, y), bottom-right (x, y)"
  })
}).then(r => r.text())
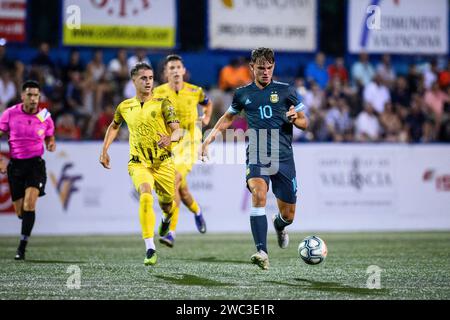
top-left (303, 82), bottom-right (325, 111)
top-left (391, 76), bottom-right (411, 111)
top-left (421, 119), bottom-right (437, 143)
top-left (108, 48), bottom-right (129, 103)
top-left (423, 59), bottom-right (439, 90)
top-left (93, 104), bottom-right (115, 140)
top-left (64, 71), bottom-right (91, 137)
top-left (86, 49), bottom-right (111, 113)
top-left (63, 50), bottom-right (85, 84)
top-left (0, 40), bottom-right (14, 71)
top-left (438, 95), bottom-right (450, 142)
top-left (404, 94), bottom-right (427, 142)
top-left (424, 81), bottom-right (450, 126)
top-left (325, 96), bottom-right (353, 142)
top-left (55, 113), bottom-right (81, 140)
top-left (327, 57), bottom-right (348, 85)
top-left (127, 48), bottom-right (150, 71)
top-left (0, 40), bottom-right (24, 92)
top-left (30, 42), bottom-right (56, 88)
top-left (305, 52), bottom-right (328, 89)
top-left (0, 68), bottom-right (17, 111)
top-left (376, 54), bottom-right (396, 89)
top-left (123, 78), bottom-right (136, 99)
top-left (363, 73), bottom-right (391, 114)
top-left (308, 107), bottom-right (331, 142)
top-left (351, 52), bottom-right (375, 89)
top-left (355, 103), bottom-right (381, 142)
top-left (438, 61), bottom-right (450, 89)
top-left (31, 42), bottom-right (55, 71)
top-left (406, 63), bottom-right (422, 95)
top-left (379, 102), bottom-right (404, 142)
top-left (218, 57), bottom-right (252, 92)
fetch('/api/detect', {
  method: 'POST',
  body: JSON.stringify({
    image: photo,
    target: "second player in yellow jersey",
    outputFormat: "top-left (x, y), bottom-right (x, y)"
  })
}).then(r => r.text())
top-left (153, 54), bottom-right (212, 247)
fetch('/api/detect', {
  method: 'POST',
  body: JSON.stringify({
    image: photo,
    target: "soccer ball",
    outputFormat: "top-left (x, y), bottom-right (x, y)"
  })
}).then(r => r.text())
top-left (298, 235), bottom-right (328, 265)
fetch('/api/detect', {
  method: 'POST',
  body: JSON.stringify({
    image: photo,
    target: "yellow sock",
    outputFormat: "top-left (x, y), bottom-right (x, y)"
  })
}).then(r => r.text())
top-left (187, 199), bottom-right (200, 215)
top-left (139, 193), bottom-right (155, 239)
top-left (169, 203), bottom-right (180, 232)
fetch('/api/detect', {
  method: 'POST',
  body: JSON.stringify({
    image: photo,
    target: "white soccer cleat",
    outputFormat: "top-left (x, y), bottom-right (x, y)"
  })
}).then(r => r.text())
top-left (272, 214), bottom-right (289, 249)
top-left (250, 250), bottom-right (270, 270)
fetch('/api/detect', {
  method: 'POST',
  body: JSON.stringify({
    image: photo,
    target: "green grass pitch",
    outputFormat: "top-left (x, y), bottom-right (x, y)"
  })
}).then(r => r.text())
top-left (1, 232), bottom-right (449, 300)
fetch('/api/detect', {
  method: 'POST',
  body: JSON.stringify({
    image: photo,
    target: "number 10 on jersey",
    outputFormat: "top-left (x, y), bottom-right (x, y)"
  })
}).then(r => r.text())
top-left (258, 105), bottom-right (273, 119)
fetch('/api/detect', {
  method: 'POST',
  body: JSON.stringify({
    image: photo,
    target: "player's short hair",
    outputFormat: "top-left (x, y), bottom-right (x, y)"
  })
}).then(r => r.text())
top-left (130, 62), bottom-right (153, 78)
top-left (164, 54), bottom-right (183, 66)
top-left (250, 47), bottom-right (275, 64)
top-left (22, 80), bottom-right (40, 92)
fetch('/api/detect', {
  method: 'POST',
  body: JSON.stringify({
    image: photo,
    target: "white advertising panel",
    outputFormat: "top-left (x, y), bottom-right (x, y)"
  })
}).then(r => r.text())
top-left (348, 0), bottom-right (449, 54)
top-left (62, 0), bottom-right (176, 48)
top-left (0, 143), bottom-right (449, 235)
top-left (208, 0), bottom-right (317, 51)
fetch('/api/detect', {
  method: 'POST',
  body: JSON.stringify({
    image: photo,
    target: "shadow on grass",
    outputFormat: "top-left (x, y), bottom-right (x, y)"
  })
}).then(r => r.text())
top-left (265, 278), bottom-right (389, 296)
top-left (154, 273), bottom-right (234, 287)
top-left (26, 260), bottom-right (87, 264)
top-left (176, 256), bottom-right (249, 265)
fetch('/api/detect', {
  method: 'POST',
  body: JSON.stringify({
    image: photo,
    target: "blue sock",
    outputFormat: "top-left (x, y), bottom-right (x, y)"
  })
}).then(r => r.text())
top-left (274, 212), bottom-right (292, 231)
top-left (250, 207), bottom-right (268, 254)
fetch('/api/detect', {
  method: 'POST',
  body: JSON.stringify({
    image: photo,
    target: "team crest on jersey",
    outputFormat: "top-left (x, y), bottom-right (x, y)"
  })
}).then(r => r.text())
top-left (151, 111), bottom-right (157, 118)
top-left (37, 129), bottom-right (45, 136)
top-left (270, 93), bottom-right (279, 103)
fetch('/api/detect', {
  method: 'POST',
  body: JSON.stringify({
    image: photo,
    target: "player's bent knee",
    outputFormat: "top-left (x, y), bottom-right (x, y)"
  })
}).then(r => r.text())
top-left (23, 202), bottom-right (37, 211)
top-left (251, 189), bottom-right (267, 206)
top-left (280, 205), bottom-right (296, 222)
top-left (179, 185), bottom-right (190, 199)
top-left (139, 183), bottom-right (152, 195)
top-left (175, 172), bottom-right (183, 188)
top-left (159, 201), bottom-right (173, 213)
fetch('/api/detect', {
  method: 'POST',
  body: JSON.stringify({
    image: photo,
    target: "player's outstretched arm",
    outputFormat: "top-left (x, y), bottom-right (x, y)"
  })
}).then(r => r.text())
top-left (45, 136), bottom-right (56, 152)
top-left (100, 121), bottom-right (120, 169)
top-left (201, 111), bottom-right (236, 160)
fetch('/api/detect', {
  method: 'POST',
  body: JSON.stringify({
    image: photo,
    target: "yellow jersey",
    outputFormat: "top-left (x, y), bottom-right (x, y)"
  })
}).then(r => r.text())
top-left (153, 82), bottom-right (209, 139)
top-left (114, 96), bottom-right (179, 167)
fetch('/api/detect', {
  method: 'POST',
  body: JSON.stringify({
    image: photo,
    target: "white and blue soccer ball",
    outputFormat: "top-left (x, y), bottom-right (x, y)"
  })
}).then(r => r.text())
top-left (298, 235), bottom-right (328, 265)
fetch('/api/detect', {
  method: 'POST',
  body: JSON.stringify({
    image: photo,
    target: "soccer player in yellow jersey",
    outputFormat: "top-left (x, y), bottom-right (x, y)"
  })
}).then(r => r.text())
top-left (153, 54), bottom-right (212, 247)
top-left (99, 62), bottom-right (182, 266)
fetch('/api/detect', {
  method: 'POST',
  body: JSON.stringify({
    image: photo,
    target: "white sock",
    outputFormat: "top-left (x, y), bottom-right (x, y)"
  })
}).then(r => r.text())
top-left (144, 238), bottom-right (155, 251)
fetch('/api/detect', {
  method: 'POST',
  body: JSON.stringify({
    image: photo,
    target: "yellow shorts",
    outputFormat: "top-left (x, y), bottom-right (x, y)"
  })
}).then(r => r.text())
top-left (128, 159), bottom-right (175, 204)
top-left (173, 128), bottom-right (202, 187)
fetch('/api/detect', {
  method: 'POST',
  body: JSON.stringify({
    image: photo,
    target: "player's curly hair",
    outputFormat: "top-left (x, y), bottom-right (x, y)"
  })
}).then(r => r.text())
top-left (250, 47), bottom-right (275, 64)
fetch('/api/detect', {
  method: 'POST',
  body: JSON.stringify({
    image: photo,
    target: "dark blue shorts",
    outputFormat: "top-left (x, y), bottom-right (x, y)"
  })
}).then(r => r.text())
top-left (246, 157), bottom-right (298, 204)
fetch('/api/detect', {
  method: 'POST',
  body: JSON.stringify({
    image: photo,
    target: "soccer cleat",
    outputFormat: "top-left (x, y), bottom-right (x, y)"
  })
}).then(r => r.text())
top-left (144, 249), bottom-right (157, 266)
top-left (158, 218), bottom-right (170, 237)
top-left (250, 250), bottom-right (270, 270)
top-left (159, 232), bottom-right (175, 248)
top-left (272, 214), bottom-right (289, 249)
top-left (194, 212), bottom-right (207, 234)
top-left (14, 249), bottom-right (25, 261)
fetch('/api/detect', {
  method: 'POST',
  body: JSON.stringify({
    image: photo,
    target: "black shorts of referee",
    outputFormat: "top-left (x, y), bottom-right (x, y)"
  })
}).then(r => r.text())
top-left (7, 157), bottom-right (47, 201)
